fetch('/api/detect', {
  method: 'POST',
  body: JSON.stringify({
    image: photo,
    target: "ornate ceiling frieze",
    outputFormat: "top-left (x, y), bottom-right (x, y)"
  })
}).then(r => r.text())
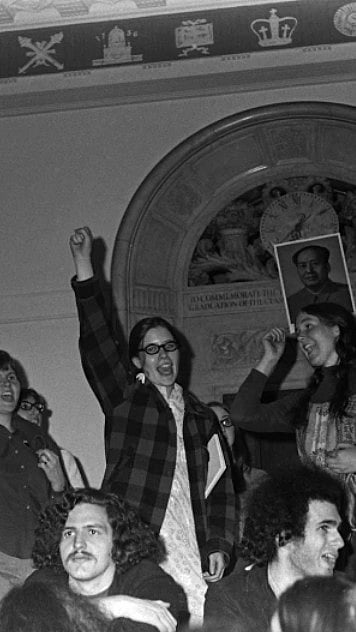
top-left (0, 1), bottom-right (355, 108)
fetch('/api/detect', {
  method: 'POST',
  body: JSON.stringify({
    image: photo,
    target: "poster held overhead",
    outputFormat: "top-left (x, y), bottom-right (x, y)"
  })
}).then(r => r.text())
top-left (274, 233), bottom-right (355, 333)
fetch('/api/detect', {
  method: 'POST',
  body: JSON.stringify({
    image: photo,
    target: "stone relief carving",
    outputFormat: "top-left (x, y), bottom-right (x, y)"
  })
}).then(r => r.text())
top-left (211, 329), bottom-right (265, 369)
top-left (188, 175), bottom-right (356, 287)
top-left (340, 190), bottom-right (356, 273)
top-left (264, 125), bottom-right (311, 159)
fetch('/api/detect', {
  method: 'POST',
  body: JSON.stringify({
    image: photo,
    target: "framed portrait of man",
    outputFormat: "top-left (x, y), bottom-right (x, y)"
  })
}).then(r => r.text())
top-left (274, 233), bottom-right (355, 332)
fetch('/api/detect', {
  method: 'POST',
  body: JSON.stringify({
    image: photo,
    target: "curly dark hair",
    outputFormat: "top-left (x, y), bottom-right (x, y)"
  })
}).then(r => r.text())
top-left (0, 581), bottom-right (111, 632)
top-left (19, 387), bottom-right (45, 407)
top-left (239, 465), bottom-right (346, 565)
top-left (276, 575), bottom-right (356, 632)
top-left (32, 488), bottom-right (165, 574)
top-left (293, 303), bottom-right (356, 427)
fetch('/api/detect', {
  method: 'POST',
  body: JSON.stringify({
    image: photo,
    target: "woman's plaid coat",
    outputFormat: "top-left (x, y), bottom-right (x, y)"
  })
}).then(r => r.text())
top-left (72, 275), bottom-right (236, 568)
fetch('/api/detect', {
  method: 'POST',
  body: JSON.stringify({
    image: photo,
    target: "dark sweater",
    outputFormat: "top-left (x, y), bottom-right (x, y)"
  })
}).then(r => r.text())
top-left (0, 417), bottom-right (62, 558)
top-left (231, 366), bottom-right (356, 433)
top-left (204, 558), bottom-right (276, 632)
top-left (27, 559), bottom-right (189, 630)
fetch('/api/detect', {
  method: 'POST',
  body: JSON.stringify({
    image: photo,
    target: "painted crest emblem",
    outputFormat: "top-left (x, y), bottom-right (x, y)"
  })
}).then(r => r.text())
top-left (93, 25), bottom-right (142, 66)
top-left (175, 19), bottom-right (214, 57)
top-left (18, 32), bottom-right (63, 74)
top-left (251, 8), bottom-right (297, 47)
top-left (334, 3), bottom-right (356, 36)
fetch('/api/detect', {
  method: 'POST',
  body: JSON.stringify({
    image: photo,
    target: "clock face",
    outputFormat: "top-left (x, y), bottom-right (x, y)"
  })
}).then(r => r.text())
top-left (260, 191), bottom-right (339, 254)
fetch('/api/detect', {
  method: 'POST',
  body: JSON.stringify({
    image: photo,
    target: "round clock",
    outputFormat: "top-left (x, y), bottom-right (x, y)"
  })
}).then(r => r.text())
top-left (260, 191), bottom-right (339, 254)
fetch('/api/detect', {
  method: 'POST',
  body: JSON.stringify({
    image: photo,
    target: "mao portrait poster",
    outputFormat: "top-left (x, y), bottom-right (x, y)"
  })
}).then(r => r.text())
top-left (274, 233), bottom-right (355, 332)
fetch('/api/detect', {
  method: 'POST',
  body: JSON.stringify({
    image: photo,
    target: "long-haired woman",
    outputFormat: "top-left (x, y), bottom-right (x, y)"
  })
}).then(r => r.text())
top-left (232, 302), bottom-right (356, 529)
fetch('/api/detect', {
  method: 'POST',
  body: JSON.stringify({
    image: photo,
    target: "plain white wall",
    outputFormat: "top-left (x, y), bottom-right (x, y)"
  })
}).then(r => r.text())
top-left (1, 80), bottom-right (355, 486)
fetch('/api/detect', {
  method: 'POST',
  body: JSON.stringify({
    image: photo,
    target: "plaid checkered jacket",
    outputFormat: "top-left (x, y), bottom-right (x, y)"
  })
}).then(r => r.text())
top-left (71, 275), bottom-right (235, 566)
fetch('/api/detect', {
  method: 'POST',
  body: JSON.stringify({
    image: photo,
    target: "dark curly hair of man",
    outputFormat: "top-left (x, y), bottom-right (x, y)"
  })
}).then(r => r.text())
top-left (32, 488), bottom-right (165, 574)
top-left (239, 465), bottom-right (347, 566)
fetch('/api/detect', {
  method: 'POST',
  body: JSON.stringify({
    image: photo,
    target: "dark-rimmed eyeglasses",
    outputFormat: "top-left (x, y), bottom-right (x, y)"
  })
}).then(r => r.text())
top-left (139, 341), bottom-right (180, 356)
top-left (20, 401), bottom-right (45, 413)
top-left (220, 416), bottom-right (233, 428)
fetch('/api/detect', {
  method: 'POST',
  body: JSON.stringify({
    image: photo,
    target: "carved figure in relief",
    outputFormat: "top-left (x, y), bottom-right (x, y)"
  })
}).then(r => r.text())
top-left (306, 179), bottom-right (333, 201)
top-left (189, 199), bottom-right (277, 285)
top-left (188, 176), bottom-right (355, 288)
top-left (262, 180), bottom-right (291, 206)
top-left (212, 332), bottom-right (264, 368)
top-left (341, 190), bottom-right (356, 272)
top-left (212, 334), bottom-right (239, 367)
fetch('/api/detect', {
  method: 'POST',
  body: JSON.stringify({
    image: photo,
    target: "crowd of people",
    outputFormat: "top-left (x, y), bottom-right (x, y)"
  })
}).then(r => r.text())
top-left (1, 225), bottom-right (356, 631)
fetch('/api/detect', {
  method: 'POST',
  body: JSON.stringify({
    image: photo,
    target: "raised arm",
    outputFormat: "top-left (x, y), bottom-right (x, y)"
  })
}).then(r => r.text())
top-left (69, 226), bottom-right (94, 281)
top-left (255, 327), bottom-right (286, 376)
top-left (231, 328), bottom-right (301, 433)
top-left (69, 227), bottom-right (128, 416)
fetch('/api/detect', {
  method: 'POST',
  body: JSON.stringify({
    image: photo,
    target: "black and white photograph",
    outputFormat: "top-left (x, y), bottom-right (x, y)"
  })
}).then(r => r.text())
top-left (275, 233), bottom-right (355, 331)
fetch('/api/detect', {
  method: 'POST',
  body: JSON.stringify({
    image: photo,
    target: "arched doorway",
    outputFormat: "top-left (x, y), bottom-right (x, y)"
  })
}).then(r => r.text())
top-left (111, 101), bottom-right (356, 472)
top-left (112, 101), bottom-right (356, 396)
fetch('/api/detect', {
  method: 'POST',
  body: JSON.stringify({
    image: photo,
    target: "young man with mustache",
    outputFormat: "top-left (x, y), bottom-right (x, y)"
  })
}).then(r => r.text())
top-left (27, 488), bottom-right (188, 632)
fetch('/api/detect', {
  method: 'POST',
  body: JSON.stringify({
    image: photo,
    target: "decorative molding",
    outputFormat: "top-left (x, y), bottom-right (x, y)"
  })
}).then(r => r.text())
top-left (0, 1), bottom-right (355, 113)
top-left (0, 59), bottom-right (355, 116)
top-left (210, 329), bottom-right (264, 369)
top-left (111, 102), bottom-right (356, 398)
top-left (132, 286), bottom-right (175, 315)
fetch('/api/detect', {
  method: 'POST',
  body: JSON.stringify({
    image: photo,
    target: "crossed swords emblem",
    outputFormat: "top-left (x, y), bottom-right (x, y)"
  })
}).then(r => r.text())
top-left (18, 32), bottom-right (64, 74)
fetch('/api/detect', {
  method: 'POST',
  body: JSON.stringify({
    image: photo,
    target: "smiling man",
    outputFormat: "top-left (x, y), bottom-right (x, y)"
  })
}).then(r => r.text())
top-left (204, 466), bottom-right (346, 632)
top-left (27, 488), bottom-right (188, 632)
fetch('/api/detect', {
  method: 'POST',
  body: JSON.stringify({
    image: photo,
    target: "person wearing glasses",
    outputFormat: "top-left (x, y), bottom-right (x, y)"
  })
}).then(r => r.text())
top-left (18, 388), bottom-right (45, 427)
top-left (207, 402), bottom-right (267, 543)
top-left (69, 227), bottom-right (235, 628)
top-left (16, 388), bottom-right (86, 489)
top-left (207, 402), bottom-right (236, 452)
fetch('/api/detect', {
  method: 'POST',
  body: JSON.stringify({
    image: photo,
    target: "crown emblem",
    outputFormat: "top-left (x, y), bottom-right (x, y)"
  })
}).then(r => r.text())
top-left (251, 8), bottom-right (297, 47)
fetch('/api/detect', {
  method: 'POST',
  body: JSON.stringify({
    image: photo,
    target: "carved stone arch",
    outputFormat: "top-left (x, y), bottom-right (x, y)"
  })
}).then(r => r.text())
top-left (112, 101), bottom-right (356, 401)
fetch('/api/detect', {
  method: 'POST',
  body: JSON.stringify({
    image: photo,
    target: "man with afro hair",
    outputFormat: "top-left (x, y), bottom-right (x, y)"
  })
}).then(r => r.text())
top-left (204, 465), bottom-right (346, 632)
